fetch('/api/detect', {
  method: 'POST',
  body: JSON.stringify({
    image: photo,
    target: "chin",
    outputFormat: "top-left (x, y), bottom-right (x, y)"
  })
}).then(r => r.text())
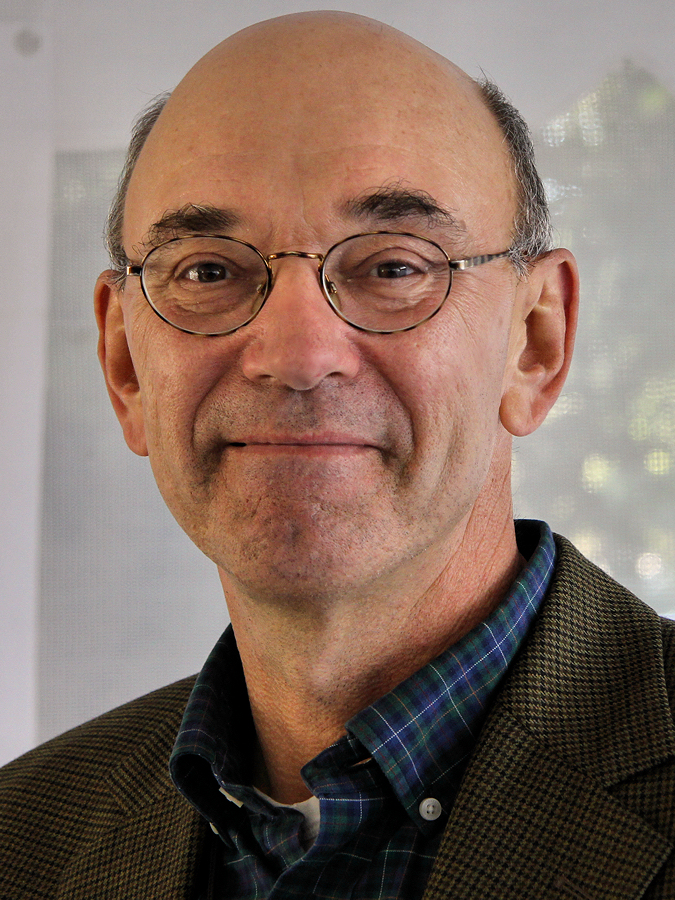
top-left (214, 525), bottom-right (400, 607)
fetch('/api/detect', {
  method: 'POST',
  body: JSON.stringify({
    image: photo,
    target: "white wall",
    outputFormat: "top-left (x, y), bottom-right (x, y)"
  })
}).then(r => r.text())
top-left (0, 7), bottom-right (53, 765)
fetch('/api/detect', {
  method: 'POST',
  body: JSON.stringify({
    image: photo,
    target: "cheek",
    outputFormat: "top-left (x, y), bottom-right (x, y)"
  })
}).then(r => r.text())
top-left (124, 310), bottom-right (218, 474)
top-left (394, 293), bottom-right (513, 482)
top-left (402, 300), bottom-right (510, 425)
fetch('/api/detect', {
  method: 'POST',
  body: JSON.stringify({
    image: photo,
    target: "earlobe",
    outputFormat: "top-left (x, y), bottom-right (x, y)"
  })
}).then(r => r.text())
top-left (499, 249), bottom-right (579, 437)
top-left (94, 271), bottom-right (149, 456)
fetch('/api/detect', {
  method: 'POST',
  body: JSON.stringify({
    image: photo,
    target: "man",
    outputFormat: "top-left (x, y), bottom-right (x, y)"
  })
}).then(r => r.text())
top-left (1, 10), bottom-right (674, 899)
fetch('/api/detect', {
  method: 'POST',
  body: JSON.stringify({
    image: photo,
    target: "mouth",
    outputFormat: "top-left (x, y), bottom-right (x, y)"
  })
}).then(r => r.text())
top-left (225, 434), bottom-right (382, 455)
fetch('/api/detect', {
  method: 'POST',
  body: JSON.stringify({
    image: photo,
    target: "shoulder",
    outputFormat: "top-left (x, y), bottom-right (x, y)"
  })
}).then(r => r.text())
top-left (501, 534), bottom-right (675, 780)
top-left (0, 674), bottom-right (196, 788)
top-left (429, 537), bottom-right (675, 898)
top-left (0, 675), bottom-right (197, 895)
top-left (553, 532), bottom-right (675, 688)
top-left (551, 531), bottom-right (675, 673)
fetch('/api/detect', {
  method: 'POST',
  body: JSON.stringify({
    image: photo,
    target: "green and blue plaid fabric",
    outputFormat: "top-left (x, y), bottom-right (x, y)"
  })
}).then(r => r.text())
top-left (171, 520), bottom-right (555, 898)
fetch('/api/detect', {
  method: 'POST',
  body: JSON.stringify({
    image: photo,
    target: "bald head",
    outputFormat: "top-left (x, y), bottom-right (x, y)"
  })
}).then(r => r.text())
top-left (184, 11), bottom-right (470, 91)
top-left (107, 12), bottom-right (549, 273)
top-left (168, 11), bottom-right (481, 140)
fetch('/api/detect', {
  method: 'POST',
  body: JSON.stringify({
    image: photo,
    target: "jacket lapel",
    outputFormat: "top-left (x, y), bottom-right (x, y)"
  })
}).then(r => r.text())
top-left (57, 789), bottom-right (207, 900)
top-left (424, 537), bottom-right (675, 899)
top-left (424, 706), bottom-right (671, 899)
top-left (54, 677), bottom-right (209, 900)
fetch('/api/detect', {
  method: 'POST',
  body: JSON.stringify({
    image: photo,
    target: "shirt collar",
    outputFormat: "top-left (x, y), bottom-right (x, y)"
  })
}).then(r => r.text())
top-left (170, 626), bottom-right (255, 822)
top-left (341, 519), bottom-right (555, 825)
top-left (171, 519), bottom-right (555, 834)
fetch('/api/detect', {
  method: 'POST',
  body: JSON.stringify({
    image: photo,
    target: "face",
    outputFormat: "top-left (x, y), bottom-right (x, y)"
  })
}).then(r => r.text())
top-left (97, 16), bottom-right (557, 607)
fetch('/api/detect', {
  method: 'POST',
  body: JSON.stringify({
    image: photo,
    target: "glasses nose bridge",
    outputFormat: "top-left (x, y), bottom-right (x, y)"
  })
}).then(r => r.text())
top-left (265, 249), bottom-right (325, 264)
top-left (263, 248), bottom-right (327, 295)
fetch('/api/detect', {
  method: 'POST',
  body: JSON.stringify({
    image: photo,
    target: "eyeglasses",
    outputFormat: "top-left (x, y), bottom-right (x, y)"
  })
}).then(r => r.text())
top-left (125, 232), bottom-right (510, 335)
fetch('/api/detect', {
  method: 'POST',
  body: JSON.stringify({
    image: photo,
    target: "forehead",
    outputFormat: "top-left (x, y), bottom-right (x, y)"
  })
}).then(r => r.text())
top-left (124, 21), bottom-right (516, 250)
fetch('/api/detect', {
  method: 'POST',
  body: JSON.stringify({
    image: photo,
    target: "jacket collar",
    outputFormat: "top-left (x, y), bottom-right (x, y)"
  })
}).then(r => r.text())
top-left (499, 535), bottom-right (675, 786)
top-left (424, 536), bottom-right (675, 899)
top-left (56, 677), bottom-right (208, 899)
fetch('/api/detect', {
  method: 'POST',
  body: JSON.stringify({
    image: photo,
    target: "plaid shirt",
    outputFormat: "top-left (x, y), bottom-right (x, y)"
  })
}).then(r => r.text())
top-left (171, 519), bottom-right (555, 899)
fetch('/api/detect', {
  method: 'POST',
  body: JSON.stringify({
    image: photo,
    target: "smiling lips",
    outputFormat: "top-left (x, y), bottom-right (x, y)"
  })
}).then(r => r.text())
top-left (227, 434), bottom-right (380, 455)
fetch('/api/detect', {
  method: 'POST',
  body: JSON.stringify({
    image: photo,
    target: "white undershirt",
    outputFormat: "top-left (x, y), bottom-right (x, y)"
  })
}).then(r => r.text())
top-left (252, 787), bottom-right (322, 846)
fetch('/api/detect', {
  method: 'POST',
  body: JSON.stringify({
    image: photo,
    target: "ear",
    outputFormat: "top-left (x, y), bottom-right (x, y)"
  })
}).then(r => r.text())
top-left (499, 249), bottom-right (579, 437)
top-left (94, 271), bottom-right (148, 456)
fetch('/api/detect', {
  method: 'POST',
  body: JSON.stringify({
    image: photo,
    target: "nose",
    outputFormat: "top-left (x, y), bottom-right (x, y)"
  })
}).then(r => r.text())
top-left (240, 256), bottom-right (361, 390)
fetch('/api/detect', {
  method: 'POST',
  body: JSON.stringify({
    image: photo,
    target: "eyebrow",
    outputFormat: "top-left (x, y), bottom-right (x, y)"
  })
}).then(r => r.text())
top-left (142, 204), bottom-right (241, 249)
top-left (139, 187), bottom-right (464, 252)
top-left (342, 186), bottom-right (466, 235)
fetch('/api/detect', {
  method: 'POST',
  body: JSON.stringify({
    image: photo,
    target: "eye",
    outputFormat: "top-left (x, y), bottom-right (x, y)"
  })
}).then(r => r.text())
top-left (374, 261), bottom-right (418, 279)
top-left (183, 261), bottom-right (232, 283)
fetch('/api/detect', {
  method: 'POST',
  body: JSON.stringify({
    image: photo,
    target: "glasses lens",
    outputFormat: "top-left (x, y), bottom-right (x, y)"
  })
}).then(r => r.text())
top-left (323, 233), bottom-right (451, 332)
top-left (141, 236), bottom-right (269, 335)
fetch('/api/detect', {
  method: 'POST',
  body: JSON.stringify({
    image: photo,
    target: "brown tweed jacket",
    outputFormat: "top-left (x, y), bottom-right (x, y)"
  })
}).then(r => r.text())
top-left (1, 536), bottom-right (674, 899)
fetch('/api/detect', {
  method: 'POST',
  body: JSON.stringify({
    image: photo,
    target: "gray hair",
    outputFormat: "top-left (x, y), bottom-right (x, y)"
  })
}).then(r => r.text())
top-left (477, 77), bottom-right (552, 273)
top-left (105, 92), bottom-right (171, 271)
top-left (105, 80), bottom-right (551, 276)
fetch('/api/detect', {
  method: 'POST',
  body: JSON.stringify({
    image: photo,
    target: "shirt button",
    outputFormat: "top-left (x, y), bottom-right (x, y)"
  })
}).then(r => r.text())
top-left (419, 797), bottom-right (442, 821)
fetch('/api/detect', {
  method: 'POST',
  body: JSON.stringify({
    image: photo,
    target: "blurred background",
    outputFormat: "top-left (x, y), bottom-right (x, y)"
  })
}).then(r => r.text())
top-left (2, 0), bottom-right (674, 766)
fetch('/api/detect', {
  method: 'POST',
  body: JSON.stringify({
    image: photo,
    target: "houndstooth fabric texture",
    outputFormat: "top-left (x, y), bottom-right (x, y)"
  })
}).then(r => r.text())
top-left (0, 536), bottom-right (674, 898)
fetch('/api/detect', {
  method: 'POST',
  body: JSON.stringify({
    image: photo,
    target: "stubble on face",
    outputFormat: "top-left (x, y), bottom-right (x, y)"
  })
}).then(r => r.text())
top-left (163, 372), bottom-right (424, 599)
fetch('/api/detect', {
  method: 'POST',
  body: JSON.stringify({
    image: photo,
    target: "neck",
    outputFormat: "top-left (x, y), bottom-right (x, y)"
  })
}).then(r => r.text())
top-left (221, 484), bottom-right (522, 803)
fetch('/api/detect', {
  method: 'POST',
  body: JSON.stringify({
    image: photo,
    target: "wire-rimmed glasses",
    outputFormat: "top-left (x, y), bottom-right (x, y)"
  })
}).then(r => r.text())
top-left (125, 232), bottom-right (510, 335)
